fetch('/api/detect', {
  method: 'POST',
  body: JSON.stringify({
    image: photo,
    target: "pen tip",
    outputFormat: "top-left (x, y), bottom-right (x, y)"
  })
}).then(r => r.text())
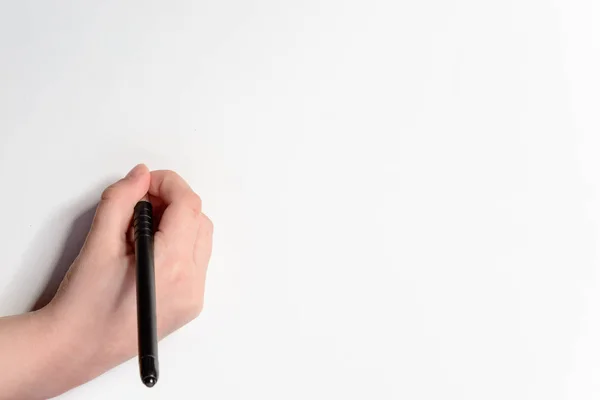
top-left (143, 376), bottom-right (157, 387)
top-left (140, 355), bottom-right (158, 388)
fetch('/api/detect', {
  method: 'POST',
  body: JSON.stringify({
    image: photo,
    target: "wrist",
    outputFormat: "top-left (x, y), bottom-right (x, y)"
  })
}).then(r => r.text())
top-left (24, 303), bottom-right (111, 398)
top-left (45, 297), bottom-right (139, 391)
top-left (40, 302), bottom-right (120, 395)
top-left (0, 307), bottom-right (90, 400)
top-left (32, 305), bottom-right (94, 398)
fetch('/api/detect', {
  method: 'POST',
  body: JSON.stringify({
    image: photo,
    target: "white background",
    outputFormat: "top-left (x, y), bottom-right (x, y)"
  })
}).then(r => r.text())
top-left (1, 1), bottom-right (599, 399)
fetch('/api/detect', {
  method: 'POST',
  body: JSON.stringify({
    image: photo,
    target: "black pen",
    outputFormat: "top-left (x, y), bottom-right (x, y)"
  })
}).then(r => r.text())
top-left (134, 200), bottom-right (159, 387)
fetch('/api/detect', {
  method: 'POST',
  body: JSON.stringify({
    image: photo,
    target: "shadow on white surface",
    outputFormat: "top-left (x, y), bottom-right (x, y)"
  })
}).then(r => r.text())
top-left (31, 205), bottom-right (97, 311)
top-left (0, 181), bottom-right (114, 316)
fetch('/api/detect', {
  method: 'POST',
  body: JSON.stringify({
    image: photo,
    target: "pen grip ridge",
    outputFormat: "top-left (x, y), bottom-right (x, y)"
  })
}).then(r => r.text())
top-left (134, 201), bottom-right (153, 239)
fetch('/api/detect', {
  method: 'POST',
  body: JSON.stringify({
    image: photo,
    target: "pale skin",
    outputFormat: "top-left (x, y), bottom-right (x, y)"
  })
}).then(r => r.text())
top-left (0, 165), bottom-right (213, 399)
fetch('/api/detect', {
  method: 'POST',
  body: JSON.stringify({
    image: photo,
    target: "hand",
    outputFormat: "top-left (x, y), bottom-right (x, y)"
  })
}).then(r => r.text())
top-left (34, 165), bottom-right (212, 397)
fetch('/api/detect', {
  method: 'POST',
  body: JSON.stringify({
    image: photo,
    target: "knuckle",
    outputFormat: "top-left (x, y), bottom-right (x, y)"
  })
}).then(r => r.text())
top-left (163, 170), bottom-right (179, 179)
top-left (185, 193), bottom-right (202, 217)
top-left (189, 298), bottom-right (204, 319)
top-left (100, 184), bottom-right (120, 202)
top-left (202, 214), bottom-right (214, 235)
top-left (169, 259), bottom-right (188, 284)
top-left (174, 269), bottom-right (204, 320)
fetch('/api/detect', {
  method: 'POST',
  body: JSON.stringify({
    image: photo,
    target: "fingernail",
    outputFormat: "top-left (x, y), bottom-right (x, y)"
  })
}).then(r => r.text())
top-left (126, 164), bottom-right (145, 179)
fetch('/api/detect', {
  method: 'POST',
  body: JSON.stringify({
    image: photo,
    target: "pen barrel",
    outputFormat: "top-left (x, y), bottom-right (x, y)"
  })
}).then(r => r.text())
top-left (134, 201), bottom-right (159, 386)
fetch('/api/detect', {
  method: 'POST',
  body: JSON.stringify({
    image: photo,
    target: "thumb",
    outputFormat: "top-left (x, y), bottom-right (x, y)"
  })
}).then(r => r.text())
top-left (87, 164), bottom-right (151, 251)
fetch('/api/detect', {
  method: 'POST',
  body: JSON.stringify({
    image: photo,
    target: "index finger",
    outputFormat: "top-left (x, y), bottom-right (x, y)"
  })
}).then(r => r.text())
top-left (148, 170), bottom-right (202, 242)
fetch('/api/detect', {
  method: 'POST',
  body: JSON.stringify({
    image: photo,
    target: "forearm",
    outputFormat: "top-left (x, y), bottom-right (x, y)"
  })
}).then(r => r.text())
top-left (0, 308), bottom-right (95, 399)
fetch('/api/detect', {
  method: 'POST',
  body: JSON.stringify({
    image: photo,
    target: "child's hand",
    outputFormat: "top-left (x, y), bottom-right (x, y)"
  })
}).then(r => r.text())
top-left (43, 164), bottom-right (212, 396)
